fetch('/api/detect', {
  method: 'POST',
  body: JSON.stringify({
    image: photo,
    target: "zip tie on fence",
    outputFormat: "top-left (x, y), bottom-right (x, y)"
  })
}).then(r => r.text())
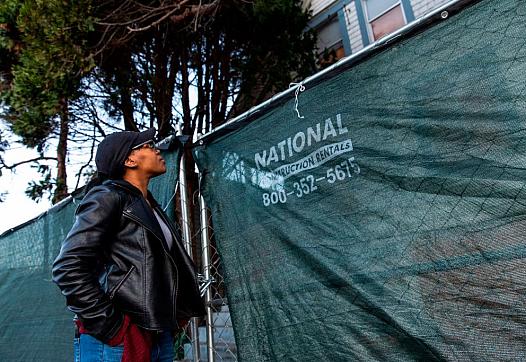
top-left (195, 170), bottom-right (203, 206)
top-left (163, 181), bottom-right (179, 212)
top-left (290, 82), bottom-right (306, 119)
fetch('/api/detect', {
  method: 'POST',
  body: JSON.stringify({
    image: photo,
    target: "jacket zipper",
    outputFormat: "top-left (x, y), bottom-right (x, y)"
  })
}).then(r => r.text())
top-left (109, 265), bottom-right (136, 300)
top-left (123, 211), bottom-right (179, 320)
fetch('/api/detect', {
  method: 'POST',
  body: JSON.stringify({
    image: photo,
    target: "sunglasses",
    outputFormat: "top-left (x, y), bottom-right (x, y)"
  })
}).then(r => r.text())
top-left (132, 139), bottom-right (158, 151)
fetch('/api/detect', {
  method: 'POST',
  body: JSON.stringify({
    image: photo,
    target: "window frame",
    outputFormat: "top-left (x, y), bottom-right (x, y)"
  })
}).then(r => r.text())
top-left (362, 0), bottom-right (407, 42)
top-left (315, 14), bottom-right (344, 55)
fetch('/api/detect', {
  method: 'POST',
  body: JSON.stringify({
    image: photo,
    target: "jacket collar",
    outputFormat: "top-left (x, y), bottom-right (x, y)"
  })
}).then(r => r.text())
top-left (105, 179), bottom-right (161, 207)
top-left (105, 179), bottom-right (166, 244)
top-left (104, 179), bottom-right (142, 196)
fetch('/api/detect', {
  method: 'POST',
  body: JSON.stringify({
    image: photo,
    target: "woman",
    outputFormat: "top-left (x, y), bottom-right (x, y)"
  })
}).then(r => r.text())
top-left (52, 128), bottom-right (205, 362)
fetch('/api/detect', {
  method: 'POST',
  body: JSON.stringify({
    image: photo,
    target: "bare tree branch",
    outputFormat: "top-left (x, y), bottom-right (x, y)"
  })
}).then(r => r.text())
top-left (1, 156), bottom-right (57, 170)
top-left (74, 126), bottom-right (97, 191)
top-left (126, 1), bottom-right (189, 32)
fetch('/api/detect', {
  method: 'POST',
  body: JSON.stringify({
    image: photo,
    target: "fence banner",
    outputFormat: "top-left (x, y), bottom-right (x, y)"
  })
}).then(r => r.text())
top-left (193, 0), bottom-right (526, 360)
top-left (0, 146), bottom-right (182, 361)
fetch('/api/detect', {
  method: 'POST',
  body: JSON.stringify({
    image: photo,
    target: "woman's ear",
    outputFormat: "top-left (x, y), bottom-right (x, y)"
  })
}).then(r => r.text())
top-left (124, 156), bottom-right (138, 169)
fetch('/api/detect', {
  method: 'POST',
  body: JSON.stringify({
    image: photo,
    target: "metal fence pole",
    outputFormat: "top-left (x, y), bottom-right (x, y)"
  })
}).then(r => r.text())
top-left (179, 152), bottom-right (201, 361)
top-left (199, 172), bottom-right (215, 362)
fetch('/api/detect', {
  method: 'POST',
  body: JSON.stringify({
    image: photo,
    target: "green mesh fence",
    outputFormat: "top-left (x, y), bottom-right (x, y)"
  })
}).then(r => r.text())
top-left (193, 0), bottom-right (526, 360)
top-left (0, 147), bottom-right (181, 361)
top-left (0, 199), bottom-right (77, 361)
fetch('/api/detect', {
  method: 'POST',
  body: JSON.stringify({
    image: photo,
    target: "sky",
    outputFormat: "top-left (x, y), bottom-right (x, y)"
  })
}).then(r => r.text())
top-left (0, 121), bottom-right (94, 234)
top-left (0, 141), bottom-right (53, 233)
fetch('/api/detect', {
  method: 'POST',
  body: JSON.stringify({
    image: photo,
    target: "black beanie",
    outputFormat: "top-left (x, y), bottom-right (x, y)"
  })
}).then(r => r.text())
top-left (95, 128), bottom-right (156, 179)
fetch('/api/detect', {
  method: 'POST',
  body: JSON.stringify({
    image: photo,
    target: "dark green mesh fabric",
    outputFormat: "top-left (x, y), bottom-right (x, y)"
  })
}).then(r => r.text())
top-left (0, 148), bottom-right (181, 361)
top-left (0, 200), bottom-right (77, 361)
top-left (193, 0), bottom-right (526, 360)
top-left (149, 149), bottom-right (183, 220)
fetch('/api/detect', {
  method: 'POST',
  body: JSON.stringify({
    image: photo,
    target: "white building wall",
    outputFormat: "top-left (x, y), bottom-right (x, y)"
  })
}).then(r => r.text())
top-left (410, 0), bottom-right (451, 19)
top-left (308, 0), bottom-right (336, 17)
top-left (343, 2), bottom-right (364, 53)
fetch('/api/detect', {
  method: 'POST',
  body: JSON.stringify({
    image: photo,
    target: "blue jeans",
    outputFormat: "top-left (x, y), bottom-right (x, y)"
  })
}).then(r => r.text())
top-left (74, 331), bottom-right (174, 362)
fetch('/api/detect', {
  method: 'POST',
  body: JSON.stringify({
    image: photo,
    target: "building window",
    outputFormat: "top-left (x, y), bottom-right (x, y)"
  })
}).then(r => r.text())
top-left (364, 0), bottom-right (406, 41)
top-left (316, 16), bottom-right (345, 67)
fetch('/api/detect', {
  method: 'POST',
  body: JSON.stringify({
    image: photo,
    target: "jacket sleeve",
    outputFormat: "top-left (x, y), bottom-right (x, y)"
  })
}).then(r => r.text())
top-left (52, 186), bottom-right (124, 343)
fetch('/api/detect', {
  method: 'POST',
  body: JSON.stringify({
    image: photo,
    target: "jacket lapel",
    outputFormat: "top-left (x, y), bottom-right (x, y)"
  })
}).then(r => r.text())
top-left (106, 179), bottom-right (169, 247)
top-left (123, 197), bottom-right (166, 244)
top-left (152, 204), bottom-right (183, 243)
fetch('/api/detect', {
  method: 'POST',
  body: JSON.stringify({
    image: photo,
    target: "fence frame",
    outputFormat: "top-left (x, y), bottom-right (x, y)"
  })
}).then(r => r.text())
top-left (179, 151), bottom-right (202, 361)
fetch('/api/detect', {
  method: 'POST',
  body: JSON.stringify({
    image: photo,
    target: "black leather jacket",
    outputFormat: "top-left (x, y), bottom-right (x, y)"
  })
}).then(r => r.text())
top-left (52, 180), bottom-right (205, 343)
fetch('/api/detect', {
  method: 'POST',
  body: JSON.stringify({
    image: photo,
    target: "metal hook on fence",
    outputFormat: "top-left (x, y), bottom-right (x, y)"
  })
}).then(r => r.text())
top-left (289, 82), bottom-right (306, 119)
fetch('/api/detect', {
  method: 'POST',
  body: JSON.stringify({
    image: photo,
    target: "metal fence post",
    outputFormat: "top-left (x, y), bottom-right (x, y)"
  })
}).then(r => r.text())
top-left (199, 171), bottom-right (215, 362)
top-left (179, 152), bottom-right (201, 361)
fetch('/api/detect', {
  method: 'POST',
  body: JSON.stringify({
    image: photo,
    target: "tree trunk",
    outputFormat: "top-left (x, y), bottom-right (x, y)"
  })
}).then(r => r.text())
top-left (180, 44), bottom-right (192, 135)
top-left (53, 98), bottom-right (69, 204)
top-left (152, 34), bottom-right (169, 137)
top-left (228, 60), bottom-right (275, 120)
top-left (120, 85), bottom-right (138, 131)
